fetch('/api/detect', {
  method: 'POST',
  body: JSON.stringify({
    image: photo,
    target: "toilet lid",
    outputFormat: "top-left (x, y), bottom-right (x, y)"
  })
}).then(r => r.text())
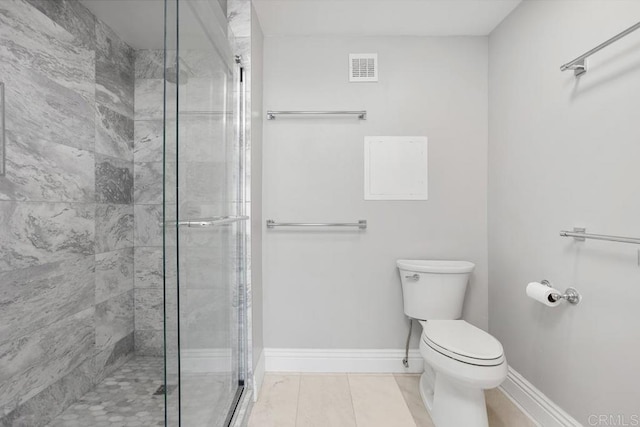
top-left (423, 320), bottom-right (504, 366)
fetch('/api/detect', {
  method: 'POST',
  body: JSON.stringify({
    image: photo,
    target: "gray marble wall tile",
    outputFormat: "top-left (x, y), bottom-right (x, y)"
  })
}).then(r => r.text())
top-left (95, 248), bottom-right (134, 304)
top-left (0, 307), bottom-right (94, 414)
top-left (181, 245), bottom-right (231, 289)
top-left (183, 288), bottom-right (230, 349)
top-left (134, 162), bottom-right (163, 204)
top-left (0, 348), bottom-right (97, 427)
top-left (96, 105), bottom-right (134, 160)
top-left (134, 204), bottom-right (163, 247)
top-left (0, 65), bottom-right (95, 154)
top-left (0, 255), bottom-right (94, 343)
top-left (95, 203), bottom-right (134, 253)
top-left (0, 136), bottom-right (95, 203)
top-left (0, 202), bottom-right (94, 272)
top-left (135, 79), bottom-right (165, 120)
top-left (227, 0), bottom-right (250, 37)
top-left (0, 0), bottom-right (141, 421)
top-left (182, 161), bottom-right (227, 203)
top-left (180, 76), bottom-right (228, 112)
top-left (23, 0), bottom-right (96, 50)
top-left (0, 331), bottom-right (133, 427)
top-left (134, 330), bottom-right (164, 357)
top-left (135, 50), bottom-right (164, 79)
top-left (134, 288), bottom-right (163, 331)
top-left (93, 332), bottom-right (134, 382)
top-left (134, 120), bottom-right (164, 162)
top-left (180, 116), bottom-right (226, 163)
top-left (0, 0), bottom-right (95, 104)
top-left (95, 154), bottom-right (134, 204)
top-left (95, 290), bottom-right (134, 350)
top-left (134, 247), bottom-right (163, 289)
top-left (95, 19), bottom-right (134, 118)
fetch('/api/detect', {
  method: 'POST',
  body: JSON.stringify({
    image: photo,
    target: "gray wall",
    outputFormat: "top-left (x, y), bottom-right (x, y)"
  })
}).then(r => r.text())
top-left (262, 36), bottom-right (489, 349)
top-left (0, 0), bottom-right (135, 424)
top-left (489, 0), bottom-right (640, 423)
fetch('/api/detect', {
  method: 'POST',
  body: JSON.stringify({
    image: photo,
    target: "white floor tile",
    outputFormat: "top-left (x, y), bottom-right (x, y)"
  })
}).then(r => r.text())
top-left (248, 374), bottom-right (300, 427)
top-left (348, 374), bottom-right (416, 427)
top-left (296, 374), bottom-right (357, 427)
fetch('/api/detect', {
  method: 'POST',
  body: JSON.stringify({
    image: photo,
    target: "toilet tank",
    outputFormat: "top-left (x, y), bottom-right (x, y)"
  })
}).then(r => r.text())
top-left (397, 260), bottom-right (475, 320)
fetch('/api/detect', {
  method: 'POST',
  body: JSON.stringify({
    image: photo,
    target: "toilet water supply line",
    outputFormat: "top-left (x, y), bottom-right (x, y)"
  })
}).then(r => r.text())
top-left (403, 318), bottom-right (413, 368)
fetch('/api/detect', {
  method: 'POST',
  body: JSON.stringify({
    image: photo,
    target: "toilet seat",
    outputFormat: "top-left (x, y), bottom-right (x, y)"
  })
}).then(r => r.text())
top-left (422, 320), bottom-right (504, 367)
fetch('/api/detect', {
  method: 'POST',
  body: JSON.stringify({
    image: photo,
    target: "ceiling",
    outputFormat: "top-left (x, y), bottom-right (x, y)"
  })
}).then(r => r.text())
top-left (252, 0), bottom-right (523, 37)
top-left (80, 0), bottom-right (523, 50)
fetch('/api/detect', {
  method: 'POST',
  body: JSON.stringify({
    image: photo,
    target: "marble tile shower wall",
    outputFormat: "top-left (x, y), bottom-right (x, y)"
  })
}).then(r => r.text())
top-left (0, 1), bottom-right (135, 425)
top-left (134, 48), bottom-right (240, 356)
top-left (133, 50), bottom-right (168, 356)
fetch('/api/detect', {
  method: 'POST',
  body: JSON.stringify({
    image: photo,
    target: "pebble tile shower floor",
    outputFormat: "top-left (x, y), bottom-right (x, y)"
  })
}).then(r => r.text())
top-left (47, 357), bottom-right (165, 427)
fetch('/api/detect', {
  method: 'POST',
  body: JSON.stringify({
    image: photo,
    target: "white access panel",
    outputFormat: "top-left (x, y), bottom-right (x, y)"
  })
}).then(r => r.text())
top-left (364, 136), bottom-right (428, 200)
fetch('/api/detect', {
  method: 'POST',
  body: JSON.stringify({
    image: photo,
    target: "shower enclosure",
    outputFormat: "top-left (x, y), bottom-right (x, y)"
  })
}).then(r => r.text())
top-left (0, 0), bottom-right (247, 425)
top-left (164, 0), bottom-right (248, 425)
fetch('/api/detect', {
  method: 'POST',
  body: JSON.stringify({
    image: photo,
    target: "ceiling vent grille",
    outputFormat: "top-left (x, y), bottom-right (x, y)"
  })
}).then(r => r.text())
top-left (349, 53), bottom-right (378, 82)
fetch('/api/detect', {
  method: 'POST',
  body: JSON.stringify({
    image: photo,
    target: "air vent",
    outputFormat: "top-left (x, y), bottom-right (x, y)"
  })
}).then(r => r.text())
top-left (349, 53), bottom-right (378, 82)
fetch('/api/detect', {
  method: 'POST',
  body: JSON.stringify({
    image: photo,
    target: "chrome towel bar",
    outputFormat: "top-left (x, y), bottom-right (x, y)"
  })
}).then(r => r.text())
top-left (266, 110), bottom-right (367, 120)
top-left (163, 216), bottom-right (249, 228)
top-left (560, 227), bottom-right (640, 245)
top-left (266, 219), bottom-right (367, 230)
top-left (560, 21), bottom-right (640, 77)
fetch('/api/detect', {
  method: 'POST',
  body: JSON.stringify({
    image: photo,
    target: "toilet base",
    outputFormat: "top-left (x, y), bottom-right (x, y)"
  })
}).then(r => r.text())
top-left (420, 372), bottom-right (489, 427)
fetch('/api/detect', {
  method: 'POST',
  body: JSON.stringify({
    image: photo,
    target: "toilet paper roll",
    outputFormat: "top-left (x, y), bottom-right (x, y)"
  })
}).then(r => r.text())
top-left (526, 282), bottom-right (562, 307)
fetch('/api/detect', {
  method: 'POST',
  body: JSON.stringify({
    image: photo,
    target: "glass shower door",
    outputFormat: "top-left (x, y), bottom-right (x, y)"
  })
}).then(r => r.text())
top-left (164, 0), bottom-right (246, 425)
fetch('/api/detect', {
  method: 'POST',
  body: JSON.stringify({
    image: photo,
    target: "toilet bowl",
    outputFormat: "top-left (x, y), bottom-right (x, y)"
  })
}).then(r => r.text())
top-left (397, 260), bottom-right (507, 427)
top-left (419, 320), bottom-right (507, 427)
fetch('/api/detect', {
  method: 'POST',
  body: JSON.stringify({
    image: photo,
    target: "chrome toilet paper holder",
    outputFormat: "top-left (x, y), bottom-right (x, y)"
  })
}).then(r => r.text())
top-left (541, 280), bottom-right (581, 305)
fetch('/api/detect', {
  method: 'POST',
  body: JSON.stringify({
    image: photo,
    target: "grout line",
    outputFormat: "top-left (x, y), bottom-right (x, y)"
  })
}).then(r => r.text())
top-left (293, 374), bottom-right (302, 426)
top-left (346, 374), bottom-right (359, 427)
top-left (346, 374), bottom-right (360, 427)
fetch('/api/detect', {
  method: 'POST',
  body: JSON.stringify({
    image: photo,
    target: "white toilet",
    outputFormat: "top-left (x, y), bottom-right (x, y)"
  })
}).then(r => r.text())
top-left (397, 260), bottom-right (507, 427)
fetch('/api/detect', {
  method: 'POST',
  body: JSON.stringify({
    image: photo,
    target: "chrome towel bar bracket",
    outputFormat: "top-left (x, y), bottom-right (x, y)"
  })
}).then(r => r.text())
top-left (560, 21), bottom-right (640, 77)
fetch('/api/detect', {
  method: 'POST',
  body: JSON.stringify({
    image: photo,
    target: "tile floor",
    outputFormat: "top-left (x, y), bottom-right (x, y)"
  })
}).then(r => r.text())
top-left (48, 356), bottom-right (239, 427)
top-left (248, 373), bottom-right (538, 427)
top-left (47, 357), bottom-right (165, 427)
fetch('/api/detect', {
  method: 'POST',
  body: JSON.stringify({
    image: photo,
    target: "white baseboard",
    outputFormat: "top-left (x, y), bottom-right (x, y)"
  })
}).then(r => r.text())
top-left (500, 366), bottom-right (581, 427)
top-left (264, 348), bottom-right (423, 373)
top-left (253, 350), bottom-right (265, 402)
top-left (181, 349), bottom-right (232, 373)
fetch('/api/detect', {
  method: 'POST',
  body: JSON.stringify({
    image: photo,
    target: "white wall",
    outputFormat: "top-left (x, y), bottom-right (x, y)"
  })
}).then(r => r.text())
top-left (250, 2), bottom-right (264, 372)
top-left (263, 36), bottom-right (489, 350)
top-left (489, 1), bottom-right (640, 423)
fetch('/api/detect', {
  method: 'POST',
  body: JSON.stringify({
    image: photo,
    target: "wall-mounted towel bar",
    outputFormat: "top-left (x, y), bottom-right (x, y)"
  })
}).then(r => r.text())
top-left (560, 227), bottom-right (640, 245)
top-left (266, 110), bottom-right (367, 120)
top-left (267, 219), bottom-right (367, 230)
top-left (163, 216), bottom-right (249, 228)
top-left (560, 21), bottom-right (640, 77)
